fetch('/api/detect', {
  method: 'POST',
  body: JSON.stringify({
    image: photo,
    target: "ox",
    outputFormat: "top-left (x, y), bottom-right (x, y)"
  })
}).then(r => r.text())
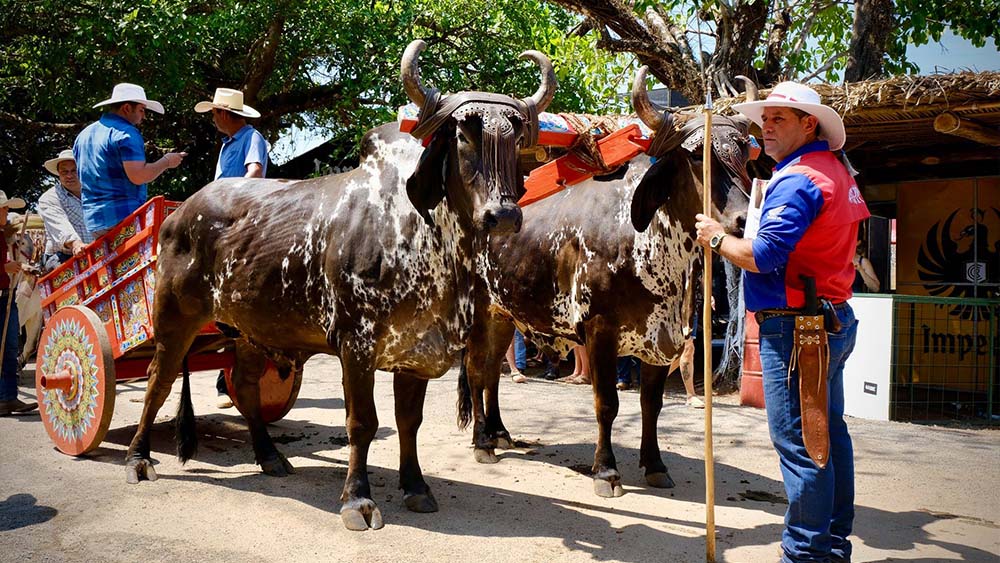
top-left (459, 68), bottom-right (753, 497)
top-left (123, 40), bottom-right (556, 531)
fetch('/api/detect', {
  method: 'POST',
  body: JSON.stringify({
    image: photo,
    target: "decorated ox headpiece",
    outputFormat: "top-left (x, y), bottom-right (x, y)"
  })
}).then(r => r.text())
top-left (630, 66), bottom-right (754, 234)
top-left (400, 39), bottom-right (556, 233)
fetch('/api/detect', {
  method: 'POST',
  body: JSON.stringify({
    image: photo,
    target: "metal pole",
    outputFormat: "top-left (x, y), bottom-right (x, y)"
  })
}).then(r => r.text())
top-left (1, 213), bottom-right (31, 367)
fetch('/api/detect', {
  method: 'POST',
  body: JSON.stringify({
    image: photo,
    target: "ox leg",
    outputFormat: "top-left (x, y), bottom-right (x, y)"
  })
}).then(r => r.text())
top-left (465, 319), bottom-right (513, 464)
top-left (585, 321), bottom-right (625, 498)
top-left (125, 313), bottom-right (205, 484)
top-left (338, 344), bottom-right (383, 531)
top-left (639, 363), bottom-right (675, 489)
top-left (483, 319), bottom-right (516, 450)
top-left (232, 342), bottom-right (294, 477)
top-left (394, 373), bottom-right (437, 513)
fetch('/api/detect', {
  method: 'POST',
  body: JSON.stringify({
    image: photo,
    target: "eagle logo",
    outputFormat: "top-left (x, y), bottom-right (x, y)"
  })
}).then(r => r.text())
top-left (917, 207), bottom-right (999, 319)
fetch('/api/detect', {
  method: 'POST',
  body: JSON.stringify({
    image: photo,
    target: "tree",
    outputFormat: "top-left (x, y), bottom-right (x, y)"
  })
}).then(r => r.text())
top-left (548, 0), bottom-right (999, 99)
top-left (0, 0), bottom-right (628, 202)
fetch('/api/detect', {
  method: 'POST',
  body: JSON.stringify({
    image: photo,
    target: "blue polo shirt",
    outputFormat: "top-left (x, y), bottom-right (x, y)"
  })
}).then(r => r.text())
top-left (215, 125), bottom-right (269, 179)
top-left (74, 113), bottom-right (148, 233)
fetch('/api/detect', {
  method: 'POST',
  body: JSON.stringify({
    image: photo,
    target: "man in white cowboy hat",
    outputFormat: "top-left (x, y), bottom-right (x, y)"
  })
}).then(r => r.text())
top-left (195, 87), bottom-right (269, 409)
top-left (0, 191), bottom-right (37, 416)
top-left (38, 149), bottom-right (94, 270)
top-left (195, 88), bottom-right (270, 181)
top-left (695, 81), bottom-right (870, 563)
top-left (73, 83), bottom-right (187, 237)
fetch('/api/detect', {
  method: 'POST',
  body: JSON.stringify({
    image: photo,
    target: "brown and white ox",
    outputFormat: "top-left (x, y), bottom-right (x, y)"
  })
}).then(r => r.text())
top-left (459, 68), bottom-right (754, 497)
top-left (123, 40), bottom-right (555, 531)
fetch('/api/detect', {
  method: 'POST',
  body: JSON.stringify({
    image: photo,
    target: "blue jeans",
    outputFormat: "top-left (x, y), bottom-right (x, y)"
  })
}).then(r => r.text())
top-left (0, 298), bottom-right (21, 401)
top-left (616, 356), bottom-right (640, 384)
top-left (512, 329), bottom-right (526, 371)
top-left (759, 305), bottom-right (858, 563)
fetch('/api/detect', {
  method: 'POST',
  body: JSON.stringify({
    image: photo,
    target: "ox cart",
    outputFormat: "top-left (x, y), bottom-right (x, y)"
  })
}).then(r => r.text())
top-left (32, 196), bottom-right (301, 455)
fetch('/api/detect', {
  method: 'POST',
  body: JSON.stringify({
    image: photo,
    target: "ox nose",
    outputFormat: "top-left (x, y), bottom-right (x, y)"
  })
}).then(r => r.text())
top-left (482, 202), bottom-right (523, 234)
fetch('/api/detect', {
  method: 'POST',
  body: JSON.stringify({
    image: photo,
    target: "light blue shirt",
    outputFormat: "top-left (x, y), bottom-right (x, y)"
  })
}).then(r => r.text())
top-left (74, 113), bottom-right (147, 232)
top-left (215, 125), bottom-right (269, 179)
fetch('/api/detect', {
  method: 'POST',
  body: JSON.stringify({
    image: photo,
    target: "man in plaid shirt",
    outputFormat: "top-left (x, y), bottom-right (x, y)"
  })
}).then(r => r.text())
top-left (38, 149), bottom-right (94, 270)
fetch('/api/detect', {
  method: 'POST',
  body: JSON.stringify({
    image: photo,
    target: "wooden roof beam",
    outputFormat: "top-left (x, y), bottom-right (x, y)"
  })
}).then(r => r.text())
top-left (933, 112), bottom-right (1000, 146)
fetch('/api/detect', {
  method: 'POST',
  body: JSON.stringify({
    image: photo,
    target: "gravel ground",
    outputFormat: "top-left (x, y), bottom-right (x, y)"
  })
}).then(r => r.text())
top-left (1, 354), bottom-right (997, 562)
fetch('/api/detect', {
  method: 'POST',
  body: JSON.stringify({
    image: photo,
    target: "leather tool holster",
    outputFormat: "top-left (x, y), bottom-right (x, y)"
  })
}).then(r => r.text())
top-left (789, 314), bottom-right (830, 469)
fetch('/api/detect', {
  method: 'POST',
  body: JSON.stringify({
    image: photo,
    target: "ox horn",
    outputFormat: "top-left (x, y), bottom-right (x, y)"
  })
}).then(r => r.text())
top-left (631, 65), bottom-right (667, 131)
top-left (518, 50), bottom-right (557, 113)
top-left (734, 75), bottom-right (758, 102)
top-left (401, 39), bottom-right (430, 107)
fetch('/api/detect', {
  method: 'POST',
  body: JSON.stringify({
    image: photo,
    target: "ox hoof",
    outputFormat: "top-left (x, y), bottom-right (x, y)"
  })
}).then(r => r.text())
top-left (473, 448), bottom-right (499, 464)
top-left (341, 499), bottom-right (384, 531)
top-left (260, 453), bottom-right (295, 477)
top-left (403, 491), bottom-right (439, 513)
top-left (645, 471), bottom-right (675, 489)
top-left (125, 458), bottom-right (158, 484)
top-left (495, 435), bottom-right (515, 450)
top-left (593, 477), bottom-right (625, 498)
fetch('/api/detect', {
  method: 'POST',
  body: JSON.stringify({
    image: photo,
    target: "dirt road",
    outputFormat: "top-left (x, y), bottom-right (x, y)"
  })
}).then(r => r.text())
top-left (2, 355), bottom-right (997, 562)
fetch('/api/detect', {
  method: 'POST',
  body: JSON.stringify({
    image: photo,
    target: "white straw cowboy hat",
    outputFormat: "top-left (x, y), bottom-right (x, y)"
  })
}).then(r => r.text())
top-left (0, 190), bottom-right (26, 210)
top-left (732, 81), bottom-right (846, 151)
top-left (93, 83), bottom-right (165, 114)
top-left (43, 149), bottom-right (75, 176)
top-left (194, 88), bottom-right (261, 119)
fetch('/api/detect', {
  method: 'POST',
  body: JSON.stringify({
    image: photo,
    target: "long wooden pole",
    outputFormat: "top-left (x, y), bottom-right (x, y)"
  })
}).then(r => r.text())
top-left (702, 103), bottom-right (716, 562)
top-left (1, 213), bottom-right (30, 367)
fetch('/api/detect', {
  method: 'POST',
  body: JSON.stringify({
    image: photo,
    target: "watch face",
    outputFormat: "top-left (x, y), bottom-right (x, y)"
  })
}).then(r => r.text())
top-left (710, 234), bottom-right (722, 248)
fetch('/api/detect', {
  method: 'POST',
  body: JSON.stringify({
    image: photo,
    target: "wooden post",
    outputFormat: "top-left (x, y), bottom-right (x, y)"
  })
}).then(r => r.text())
top-left (702, 105), bottom-right (716, 563)
top-left (933, 112), bottom-right (1000, 146)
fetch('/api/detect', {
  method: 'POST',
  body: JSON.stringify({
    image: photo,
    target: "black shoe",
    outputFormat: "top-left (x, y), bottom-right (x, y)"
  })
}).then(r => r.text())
top-left (0, 398), bottom-right (38, 416)
top-left (542, 367), bottom-right (561, 380)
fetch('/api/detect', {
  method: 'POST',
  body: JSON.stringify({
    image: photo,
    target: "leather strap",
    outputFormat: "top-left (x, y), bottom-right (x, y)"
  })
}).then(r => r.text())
top-left (790, 314), bottom-right (830, 469)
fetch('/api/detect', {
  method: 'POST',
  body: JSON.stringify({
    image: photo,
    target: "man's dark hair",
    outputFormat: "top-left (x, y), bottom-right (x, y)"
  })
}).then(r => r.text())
top-left (107, 101), bottom-right (137, 112)
top-left (789, 107), bottom-right (822, 139)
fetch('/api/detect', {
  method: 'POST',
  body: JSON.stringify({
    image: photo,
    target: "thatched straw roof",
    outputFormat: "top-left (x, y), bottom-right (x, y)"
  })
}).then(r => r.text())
top-left (711, 71), bottom-right (1000, 182)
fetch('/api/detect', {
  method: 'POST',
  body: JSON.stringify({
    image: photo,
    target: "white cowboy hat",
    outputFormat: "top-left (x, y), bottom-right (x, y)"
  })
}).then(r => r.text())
top-left (43, 149), bottom-right (75, 176)
top-left (93, 83), bottom-right (165, 114)
top-left (0, 190), bottom-right (26, 210)
top-left (732, 81), bottom-right (846, 151)
top-left (194, 88), bottom-right (261, 119)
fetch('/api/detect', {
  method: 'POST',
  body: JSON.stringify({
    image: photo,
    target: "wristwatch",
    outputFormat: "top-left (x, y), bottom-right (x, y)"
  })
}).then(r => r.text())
top-left (709, 232), bottom-right (728, 250)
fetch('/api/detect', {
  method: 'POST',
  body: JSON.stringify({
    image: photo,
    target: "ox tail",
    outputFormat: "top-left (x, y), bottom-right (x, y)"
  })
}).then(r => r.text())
top-left (456, 348), bottom-right (473, 430)
top-left (176, 357), bottom-right (198, 463)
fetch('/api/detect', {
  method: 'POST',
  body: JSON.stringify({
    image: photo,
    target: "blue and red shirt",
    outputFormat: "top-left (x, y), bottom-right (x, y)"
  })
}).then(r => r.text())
top-left (74, 113), bottom-right (148, 233)
top-left (746, 140), bottom-right (870, 311)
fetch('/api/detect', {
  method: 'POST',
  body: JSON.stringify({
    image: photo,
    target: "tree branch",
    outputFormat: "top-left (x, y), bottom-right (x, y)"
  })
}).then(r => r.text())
top-left (799, 49), bottom-right (848, 82)
top-left (0, 111), bottom-right (82, 132)
top-left (243, 7), bottom-right (288, 103)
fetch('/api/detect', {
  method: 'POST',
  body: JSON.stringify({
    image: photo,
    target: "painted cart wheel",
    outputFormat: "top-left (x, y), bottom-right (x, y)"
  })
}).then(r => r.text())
top-left (224, 360), bottom-right (302, 424)
top-left (34, 306), bottom-right (116, 456)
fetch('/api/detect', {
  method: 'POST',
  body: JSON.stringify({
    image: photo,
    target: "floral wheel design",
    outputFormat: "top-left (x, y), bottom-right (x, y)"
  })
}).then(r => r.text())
top-left (35, 306), bottom-right (116, 455)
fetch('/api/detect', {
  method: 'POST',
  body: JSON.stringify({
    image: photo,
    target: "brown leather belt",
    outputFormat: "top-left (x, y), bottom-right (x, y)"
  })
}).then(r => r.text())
top-left (754, 301), bottom-right (849, 326)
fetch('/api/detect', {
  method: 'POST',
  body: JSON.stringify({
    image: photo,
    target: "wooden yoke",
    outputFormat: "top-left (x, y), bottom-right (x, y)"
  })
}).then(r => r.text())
top-left (400, 104), bottom-right (652, 208)
top-left (518, 124), bottom-right (651, 206)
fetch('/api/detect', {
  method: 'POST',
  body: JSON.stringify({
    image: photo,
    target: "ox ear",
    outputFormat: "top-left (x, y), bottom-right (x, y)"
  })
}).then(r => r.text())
top-left (406, 125), bottom-right (452, 225)
top-left (630, 154), bottom-right (676, 232)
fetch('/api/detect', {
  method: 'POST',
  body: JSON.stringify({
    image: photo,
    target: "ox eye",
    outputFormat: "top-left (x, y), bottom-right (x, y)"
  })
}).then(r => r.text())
top-left (456, 130), bottom-right (468, 143)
